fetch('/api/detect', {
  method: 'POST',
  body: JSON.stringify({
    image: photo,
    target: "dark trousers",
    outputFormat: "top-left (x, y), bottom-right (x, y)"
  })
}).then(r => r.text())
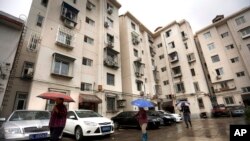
top-left (50, 127), bottom-right (64, 141)
top-left (183, 114), bottom-right (192, 128)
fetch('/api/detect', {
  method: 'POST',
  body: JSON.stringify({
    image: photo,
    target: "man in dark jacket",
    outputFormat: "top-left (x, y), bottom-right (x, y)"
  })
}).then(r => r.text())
top-left (181, 103), bottom-right (192, 128)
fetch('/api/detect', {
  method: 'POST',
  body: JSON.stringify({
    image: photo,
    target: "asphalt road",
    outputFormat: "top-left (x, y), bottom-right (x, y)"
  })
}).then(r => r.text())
top-left (61, 117), bottom-right (248, 141)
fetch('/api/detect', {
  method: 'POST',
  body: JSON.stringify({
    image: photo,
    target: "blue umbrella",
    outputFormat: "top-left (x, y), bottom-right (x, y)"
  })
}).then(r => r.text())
top-left (131, 99), bottom-right (154, 107)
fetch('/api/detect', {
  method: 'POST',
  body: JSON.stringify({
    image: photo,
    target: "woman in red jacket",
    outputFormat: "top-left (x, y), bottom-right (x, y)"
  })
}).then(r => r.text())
top-left (135, 107), bottom-right (148, 141)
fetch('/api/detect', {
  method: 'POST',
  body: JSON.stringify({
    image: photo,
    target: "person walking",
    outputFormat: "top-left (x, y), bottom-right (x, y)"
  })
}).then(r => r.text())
top-left (135, 107), bottom-right (148, 141)
top-left (49, 98), bottom-right (67, 141)
top-left (181, 103), bottom-right (192, 128)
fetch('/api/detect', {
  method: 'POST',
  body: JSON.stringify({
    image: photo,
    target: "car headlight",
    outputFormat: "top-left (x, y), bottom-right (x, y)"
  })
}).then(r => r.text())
top-left (84, 121), bottom-right (98, 126)
top-left (5, 128), bottom-right (21, 134)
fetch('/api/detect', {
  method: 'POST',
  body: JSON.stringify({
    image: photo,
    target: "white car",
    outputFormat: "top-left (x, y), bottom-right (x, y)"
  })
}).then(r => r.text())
top-left (0, 110), bottom-right (50, 140)
top-left (157, 110), bottom-right (182, 122)
top-left (63, 110), bottom-right (114, 141)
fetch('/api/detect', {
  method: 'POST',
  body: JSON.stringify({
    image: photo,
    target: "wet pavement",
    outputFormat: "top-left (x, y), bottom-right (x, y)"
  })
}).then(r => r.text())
top-left (62, 117), bottom-right (249, 141)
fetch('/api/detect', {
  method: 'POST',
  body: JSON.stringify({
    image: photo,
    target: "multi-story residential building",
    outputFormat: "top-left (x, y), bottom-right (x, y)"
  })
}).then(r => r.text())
top-left (0, 0), bottom-right (122, 118)
top-left (195, 6), bottom-right (250, 108)
top-left (0, 11), bottom-right (24, 110)
top-left (153, 20), bottom-right (212, 118)
top-left (119, 12), bottom-right (158, 111)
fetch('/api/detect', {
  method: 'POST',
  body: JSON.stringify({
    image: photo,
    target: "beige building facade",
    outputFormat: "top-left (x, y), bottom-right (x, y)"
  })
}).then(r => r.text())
top-left (195, 6), bottom-right (250, 108)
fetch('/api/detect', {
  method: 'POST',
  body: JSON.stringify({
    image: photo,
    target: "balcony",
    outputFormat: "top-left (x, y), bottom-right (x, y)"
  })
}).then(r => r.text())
top-left (104, 57), bottom-right (119, 69)
top-left (60, 2), bottom-right (79, 28)
top-left (169, 51), bottom-right (178, 63)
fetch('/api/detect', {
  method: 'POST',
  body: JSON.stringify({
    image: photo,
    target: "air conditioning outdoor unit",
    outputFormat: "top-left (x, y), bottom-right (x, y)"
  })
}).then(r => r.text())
top-left (107, 8), bottom-right (113, 15)
top-left (104, 21), bottom-right (109, 28)
top-left (86, 3), bottom-right (93, 11)
top-left (64, 19), bottom-right (74, 29)
top-left (135, 72), bottom-right (140, 77)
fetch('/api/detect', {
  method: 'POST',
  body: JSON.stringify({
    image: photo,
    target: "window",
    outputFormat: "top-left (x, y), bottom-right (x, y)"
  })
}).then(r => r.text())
top-left (215, 67), bottom-right (224, 75)
top-left (14, 92), bottom-right (28, 110)
top-left (107, 97), bottom-right (116, 112)
top-left (134, 49), bottom-right (138, 57)
top-left (175, 82), bottom-right (185, 93)
top-left (193, 82), bottom-right (200, 92)
top-left (131, 22), bottom-right (136, 30)
top-left (21, 61), bottom-right (34, 79)
top-left (211, 55), bottom-right (220, 63)
top-left (52, 53), bottom-right (75, 77)
top-left (56, 30), bottom-right (73, 47)
top-left (221, 82), bottom-right (228, 89)
top-left (107, 73), bottom-right (115, 85)
top-left (165, 30), bottom-right (171, 37)
top-left (41, 0), bottom-right (48, 7)
top-left (159, 55), bottom-right (164, 60)
top-left (107, 33), bottom-right (114, 43)
top-left (235, 16), bottom-right (246, 25)
top-left (242, 86), bottom-right (250, 93)
top-left (107, 17), bottom-right (113, 28)
top-left (84, 36), bottom-right (94, 45)
top-left (36, 15), bottom-right (44, 27)
top-left (184, 42), bottom-right (188, 49)
top-left (81, 82), bottom-right (92, 91)
top-left (203, 31), bottom-right (211, 39)
top-left (85, 17), bottom-right (95, 26)
top-left (157, 43), bottom-right (162, 48)
top-left (136, 80), bottom-right (143, 91)
top-left (236, 71), bottom-right (245, 77)
top-left (221, 32), bottom-right (229, 38)
top-left (163, 80), bottom-right (169, 85)
top-left (172, 66), bottom-right (181, 76)
top-left (225, 44), bottom-right (234, 50)
top-left (230, 57), bottom-right (239, 63)
top-left (161, 67), bottom-right (166, 72)
top-left (61, 2), bottom-right (79, 28)
top-left (187, 53), bottom-right (195, 62)
top-left (107, 3), bottom-right (113, 15)
top-left (198, 98), bottom-right (204, 109)
top-left (168, 41), bottom-right (175, 48)
top-left (82, 57), bottom-right (93, 66)
top-left (207, 43), bottom-right (215, 50)
top-left (240, 26), bottom-right (250, 39)
top-left (191, 68), bottom-right (195, 76)
top-left (28, 34), bottom-right (40, 52)
top-left (224, 97), bottom-right (234, 105)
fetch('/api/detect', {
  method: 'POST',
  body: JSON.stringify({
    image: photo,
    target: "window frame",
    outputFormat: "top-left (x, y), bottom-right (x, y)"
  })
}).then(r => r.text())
top-left (107, 73), bottom-right (115, 85)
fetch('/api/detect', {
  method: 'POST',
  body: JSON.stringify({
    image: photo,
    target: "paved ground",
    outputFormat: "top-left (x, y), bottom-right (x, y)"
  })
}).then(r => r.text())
top-left (62, 117), bottom-right (248, 141)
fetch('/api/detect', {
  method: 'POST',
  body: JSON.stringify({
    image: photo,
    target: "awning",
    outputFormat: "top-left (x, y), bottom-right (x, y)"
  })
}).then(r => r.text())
top-left (79, 94), bottom-right (102, 103)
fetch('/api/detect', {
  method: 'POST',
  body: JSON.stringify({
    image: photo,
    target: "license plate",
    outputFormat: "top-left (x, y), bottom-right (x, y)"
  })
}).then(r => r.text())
top-left (101, 126), bottom-right (111, 132)
top-left (29, 133), bottom-right (48, 139)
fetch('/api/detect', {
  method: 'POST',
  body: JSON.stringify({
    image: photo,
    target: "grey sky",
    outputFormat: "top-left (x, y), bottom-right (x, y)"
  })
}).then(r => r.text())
top-left (0, 0), bottom-right (249, 32)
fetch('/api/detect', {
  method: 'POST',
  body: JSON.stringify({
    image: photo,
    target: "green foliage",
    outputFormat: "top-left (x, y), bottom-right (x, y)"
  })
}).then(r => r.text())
top-left (245, 106), bottom-right (250, 121)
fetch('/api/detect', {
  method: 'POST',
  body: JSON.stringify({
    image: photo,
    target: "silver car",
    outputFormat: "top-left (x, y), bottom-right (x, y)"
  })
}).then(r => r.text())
top-left (0, 110), bottom-right (51, 140)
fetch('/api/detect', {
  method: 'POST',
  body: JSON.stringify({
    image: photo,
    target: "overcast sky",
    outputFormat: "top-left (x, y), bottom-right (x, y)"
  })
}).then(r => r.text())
top-left (0, 0), bottom-right (249, 32)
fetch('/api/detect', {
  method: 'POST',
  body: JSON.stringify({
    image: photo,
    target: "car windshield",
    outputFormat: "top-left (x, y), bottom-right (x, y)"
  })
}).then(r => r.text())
top-left (75, 111), bottom-right (102, 118)
top-left (9, 111), bottom-right (50, 121)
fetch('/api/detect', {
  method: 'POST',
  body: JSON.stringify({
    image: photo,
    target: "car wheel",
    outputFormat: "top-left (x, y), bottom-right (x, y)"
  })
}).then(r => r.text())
top-left (75, 126), bottom-right (84, 141)
top-left (114, 122), bottom-right (120, 130)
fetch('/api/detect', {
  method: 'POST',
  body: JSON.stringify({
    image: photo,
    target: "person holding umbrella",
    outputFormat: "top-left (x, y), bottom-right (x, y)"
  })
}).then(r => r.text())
top-left (135, 107), bottom-right (148, 141)
top-left (180, 102), bottom-right (192, 128)
top-left (49, 98), bottom-right (67, 141)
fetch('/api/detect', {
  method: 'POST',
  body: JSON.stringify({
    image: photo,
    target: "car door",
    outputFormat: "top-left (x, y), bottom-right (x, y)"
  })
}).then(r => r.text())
top-left (114, 112), bottom-right (127, 126)
top-left (64, 111), bottom-right (78, 134)
top-left (127, 112), bottom-right (138, 127)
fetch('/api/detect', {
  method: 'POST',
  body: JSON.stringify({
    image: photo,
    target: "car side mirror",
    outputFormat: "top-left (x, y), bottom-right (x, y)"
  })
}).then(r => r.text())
top-left (0, 117), bottom-right (6, 122)
top-left (69, 115), bottom-right (76, 119)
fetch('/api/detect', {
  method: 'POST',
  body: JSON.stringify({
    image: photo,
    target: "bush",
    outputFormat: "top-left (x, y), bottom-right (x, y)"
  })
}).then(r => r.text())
top-left (245, 106), bottom-right (250, 121)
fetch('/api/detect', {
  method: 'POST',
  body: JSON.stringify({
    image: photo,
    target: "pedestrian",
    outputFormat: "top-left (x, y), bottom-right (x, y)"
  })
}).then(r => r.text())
top-left (49, 98), bottom-right (67, 141)
top-left (181, 103), bottom-right (192, 128)
top-left (135, 107), bottom-right (148, 141)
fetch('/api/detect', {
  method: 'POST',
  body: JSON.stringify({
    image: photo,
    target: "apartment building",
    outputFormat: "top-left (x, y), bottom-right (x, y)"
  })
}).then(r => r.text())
top-left (0, 0), bottom-right (122, 118)
top-left (153, 20), bottom-right (212, 118)
top-left (119, 12), bottom-right (159, 111)
top-left (0, 11), bottom-right (24, 109)
top-left (195, 6), bottom-right (250, 108)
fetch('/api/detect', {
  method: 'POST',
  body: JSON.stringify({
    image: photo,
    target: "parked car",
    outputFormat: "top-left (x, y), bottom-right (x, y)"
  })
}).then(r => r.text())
top-left (63, 110), bottom-right (114, 141)
top-left (211, 104), bottom-right (230, 117)
top-left (0, 110), bottom-right (51, 140)
top-left (227, 105), bottom-right (245, 117)
top-left (157, 110), bottom-right (182, 122)
top-left (147, 110), bottom-right (175, 125)
top-left (111, 111), bottom-right (161, 129)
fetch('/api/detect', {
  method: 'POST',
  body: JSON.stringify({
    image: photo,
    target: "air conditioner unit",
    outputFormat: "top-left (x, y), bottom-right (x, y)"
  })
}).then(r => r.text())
top-left (216, 75), bottom-right (221, 80)
top-left (86, 3), bottom-right (93, 11)
top-left (27, 68), bottom-right (34, 77)
top-left (64, 19), bottom-right (74, 29)
top-left (135, 72), bottom-right (140, 77)
top-left (104, 21), bottom-right (109, 28)
top-left (107, 8), bottom-right (113, 15)
top-left (132, 38), bottom-right (139, 45)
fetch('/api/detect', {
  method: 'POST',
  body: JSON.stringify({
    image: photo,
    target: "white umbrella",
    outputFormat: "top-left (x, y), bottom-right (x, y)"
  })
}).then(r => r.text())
top-left (176, 101), bottom-right (190, 110)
